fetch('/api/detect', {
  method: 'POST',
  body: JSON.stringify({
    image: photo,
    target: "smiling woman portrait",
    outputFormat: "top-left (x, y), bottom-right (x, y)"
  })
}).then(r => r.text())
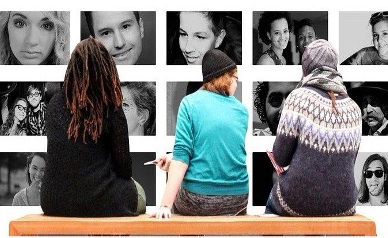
top-left (167, 11), bottom-right (242, 65)
top-left (0, 11), bottom-right (70, 65)
top-left (256, 11), bottom-right (293, 65)
top-left (341, 11), bottom-right (388, 65)
top-left (12, 153), bottom-right (46, 206)
top-left (0, 97), bottom-right (28, 136)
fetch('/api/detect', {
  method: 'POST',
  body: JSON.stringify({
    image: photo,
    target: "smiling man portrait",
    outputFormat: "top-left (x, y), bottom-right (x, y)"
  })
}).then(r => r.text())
top-left (82, 11), bottom-right (156, 65)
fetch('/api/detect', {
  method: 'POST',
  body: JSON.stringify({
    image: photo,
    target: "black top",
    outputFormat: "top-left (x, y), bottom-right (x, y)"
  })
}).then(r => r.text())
top-left (41, 91), bottom-right (138, 217)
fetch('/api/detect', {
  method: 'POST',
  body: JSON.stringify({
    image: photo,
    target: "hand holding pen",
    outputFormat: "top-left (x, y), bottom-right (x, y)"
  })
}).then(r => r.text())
top-left (144, 153), bottom-right (173, 172)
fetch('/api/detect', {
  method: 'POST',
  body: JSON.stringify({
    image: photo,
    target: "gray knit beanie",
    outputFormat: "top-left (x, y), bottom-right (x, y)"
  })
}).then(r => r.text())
top-left (302, 39), bottom-right (338, 76)
top-left (202, 49), bottom-right (236, 83)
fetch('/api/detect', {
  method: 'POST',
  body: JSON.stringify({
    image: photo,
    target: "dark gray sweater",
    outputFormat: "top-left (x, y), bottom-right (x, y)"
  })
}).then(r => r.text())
top-left (41, 91), bottom-right (138, 217)
top-left (269, 86), bottom-right (362, 216)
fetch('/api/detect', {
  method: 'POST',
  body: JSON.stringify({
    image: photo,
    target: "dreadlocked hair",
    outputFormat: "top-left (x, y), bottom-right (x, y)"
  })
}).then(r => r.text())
top-left (64, 37), bottom-right (122, 144)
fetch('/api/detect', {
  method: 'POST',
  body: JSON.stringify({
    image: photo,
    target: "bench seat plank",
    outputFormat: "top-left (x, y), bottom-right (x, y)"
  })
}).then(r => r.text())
top-left (9, 214), bottom-right (376, 236)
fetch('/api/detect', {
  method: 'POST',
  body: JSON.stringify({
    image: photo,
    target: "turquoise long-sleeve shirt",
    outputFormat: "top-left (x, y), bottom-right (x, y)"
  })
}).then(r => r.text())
top-left (173, 90), bottom-right (249, 196)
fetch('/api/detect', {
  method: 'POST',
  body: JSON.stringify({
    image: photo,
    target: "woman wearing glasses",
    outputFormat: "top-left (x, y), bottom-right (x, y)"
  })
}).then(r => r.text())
top-left (0, 97), bottom-right (27, 135)
top-left (358, 154), bottom-right (388, 206)
top-left (253, 81), bottom-right (298, 136)
top-left (342, 11), bottom-right (388, 65)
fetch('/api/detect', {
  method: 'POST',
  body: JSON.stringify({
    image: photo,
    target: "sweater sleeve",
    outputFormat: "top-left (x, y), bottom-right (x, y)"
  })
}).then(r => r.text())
top-left (272, 92), bottom-right (300, 167)
top-left (173, 97), bottom-right (193, 165)
top-left (110, 107), bottom-right (132, 179)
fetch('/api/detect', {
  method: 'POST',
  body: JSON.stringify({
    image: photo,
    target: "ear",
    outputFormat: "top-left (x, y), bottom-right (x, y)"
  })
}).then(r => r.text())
top-left (139, 17), bottom-right (144, 39)
top-left (267, 32), bottom-right (271, 42)
top-left (138, 109), bottom-right (149, 126)
top-left (215, 29), bottom-right (226, 48)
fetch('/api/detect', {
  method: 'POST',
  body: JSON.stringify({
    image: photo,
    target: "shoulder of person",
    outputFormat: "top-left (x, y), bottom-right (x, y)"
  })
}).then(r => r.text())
top-left (46, 91), bottom-right (67, 116)
top-left (380, 125), bottom-right (388, 135)
top-left (20, 127), bottom-right (28, 136)
top-left (12, 188), bottom-right (27, 206)
top-left (39, 102), bottom-right (48, 112)
top-left (234, 99), bottom-right (248, 115)
top-left (287, 87), bottom-right (305, 98)
top-left (256, 53), bottom-right (275, 65)
top-left (283, 87), bottom-right (314, 107)
top-left (352, 46), bottom-right (377, 58)
top-left (48, 90), bottom-right (64, 106)
top-left (360, 46), bottom-right (377, 53)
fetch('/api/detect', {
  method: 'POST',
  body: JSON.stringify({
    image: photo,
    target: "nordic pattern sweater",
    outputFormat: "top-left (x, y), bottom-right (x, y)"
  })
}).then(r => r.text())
top-left (270, 86), bottom-right (362, 216)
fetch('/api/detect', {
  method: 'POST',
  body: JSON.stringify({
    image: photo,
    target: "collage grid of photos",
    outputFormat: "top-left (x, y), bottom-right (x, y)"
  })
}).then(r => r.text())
top-left (0, 10), bottom-right (387, 212)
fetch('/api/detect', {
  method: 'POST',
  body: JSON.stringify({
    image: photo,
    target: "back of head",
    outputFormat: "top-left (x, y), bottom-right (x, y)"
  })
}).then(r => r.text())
top-left (201, 49), bottom-right (237, 96)
top-left (302, 39), bottom-right (338, 76)
top-left (64, 37), bottom-right (122, 143)
top-left (202, 49), bottom-right (236, 83)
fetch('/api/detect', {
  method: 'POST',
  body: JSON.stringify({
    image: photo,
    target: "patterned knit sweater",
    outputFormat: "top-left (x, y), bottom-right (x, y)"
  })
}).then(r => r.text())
top-left (270, 68), bottom-right (362, 216)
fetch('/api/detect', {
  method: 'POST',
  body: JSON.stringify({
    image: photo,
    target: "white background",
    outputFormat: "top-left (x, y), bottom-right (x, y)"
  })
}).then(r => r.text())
top-left (1, 0), bottom-right (388, 237)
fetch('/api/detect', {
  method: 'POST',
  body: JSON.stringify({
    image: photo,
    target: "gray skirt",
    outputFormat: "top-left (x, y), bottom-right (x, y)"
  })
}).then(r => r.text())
top-left (173, 187), bottom-right (248, 216)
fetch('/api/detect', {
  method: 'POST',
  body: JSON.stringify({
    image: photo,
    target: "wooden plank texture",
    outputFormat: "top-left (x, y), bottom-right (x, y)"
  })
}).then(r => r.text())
top-left (9, 214), bottom-right (376, 236)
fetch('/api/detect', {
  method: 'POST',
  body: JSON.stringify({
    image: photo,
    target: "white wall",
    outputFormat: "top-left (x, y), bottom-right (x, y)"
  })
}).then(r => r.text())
top-left (1, 0), bottom-right (388, 237)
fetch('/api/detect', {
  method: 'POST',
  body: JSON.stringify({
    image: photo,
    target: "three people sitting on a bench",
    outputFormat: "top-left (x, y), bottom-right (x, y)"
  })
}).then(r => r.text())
top-left (40, 39), bottom-right (362, 218)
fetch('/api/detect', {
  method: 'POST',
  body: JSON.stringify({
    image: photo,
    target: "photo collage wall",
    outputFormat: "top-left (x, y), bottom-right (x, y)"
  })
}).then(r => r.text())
top-left (0, 10), bottom-right (387, 208)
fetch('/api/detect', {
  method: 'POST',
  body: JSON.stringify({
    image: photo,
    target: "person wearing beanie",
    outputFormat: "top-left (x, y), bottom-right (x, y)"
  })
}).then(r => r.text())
top-left (265, 39), bottom-right (363, 216)
top-left (153, 49), bottom-right (249, 219)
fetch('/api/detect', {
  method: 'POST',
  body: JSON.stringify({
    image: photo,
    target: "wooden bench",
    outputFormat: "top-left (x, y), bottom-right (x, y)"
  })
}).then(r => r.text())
top-left (9, 214), bottom-right (376, 236)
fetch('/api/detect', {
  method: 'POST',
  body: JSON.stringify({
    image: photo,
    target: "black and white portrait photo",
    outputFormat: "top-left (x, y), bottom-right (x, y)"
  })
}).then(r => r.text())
top-left (355, 153), bottom-right (388, 206)
top-left (166, 11), bottom-right (242, 65)
top-left (120, 82), bottom-right (156, 136)
top-left (348, 82), bottom-right (388, 136)
top-left (0, 82), bottom-right (61, 136)
top-left (253, 11), bottom-right (328, 65)
top-left (0, 152), bottom-right (156, 206)
top-left (0, 152), bottom-right (46, 206)
top-left (0, 11), bottom-right (70, 65)
top-left (252, 81), bottom-right (298, 136)
top-left (81, 11), bottom-right (156, 65)
top-left (167, 81), bottom-right (242, 136)
top-left (340, 11), bottom-right (388, 65)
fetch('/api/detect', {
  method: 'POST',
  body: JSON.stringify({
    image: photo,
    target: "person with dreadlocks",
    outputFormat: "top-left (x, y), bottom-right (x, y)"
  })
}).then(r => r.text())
top-left (40, 37), bottom-right (146, 217)
top-left (264, 40), bottom-right (362, 216)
